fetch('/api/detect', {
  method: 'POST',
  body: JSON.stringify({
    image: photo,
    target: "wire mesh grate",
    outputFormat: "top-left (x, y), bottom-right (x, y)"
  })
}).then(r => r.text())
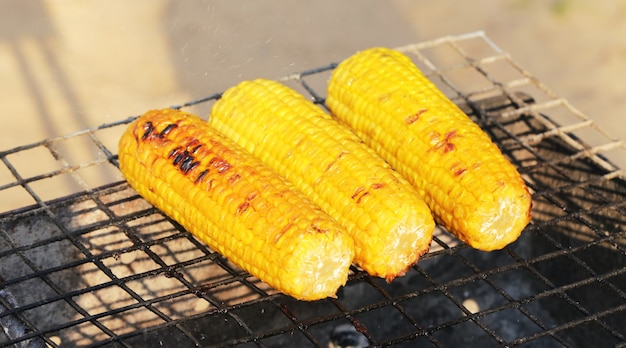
top-left (1, 31), bottom-right (625, 347)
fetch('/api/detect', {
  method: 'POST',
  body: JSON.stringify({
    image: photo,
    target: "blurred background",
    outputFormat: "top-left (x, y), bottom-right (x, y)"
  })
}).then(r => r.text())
top-left (1, 0), bottom-right (624, 161)
top-left (0, 0), bottom-right (626, 151)
top-left (1, 3), bottom-right (624, 345)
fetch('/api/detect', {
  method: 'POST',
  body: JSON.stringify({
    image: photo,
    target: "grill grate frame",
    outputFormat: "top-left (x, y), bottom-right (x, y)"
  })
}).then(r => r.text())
top-left (1, 31), bottom-right (625, 347)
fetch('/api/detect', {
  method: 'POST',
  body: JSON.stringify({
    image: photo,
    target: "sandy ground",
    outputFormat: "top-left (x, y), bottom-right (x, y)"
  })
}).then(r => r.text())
top-left (1, 0), bottom-right (625, 210)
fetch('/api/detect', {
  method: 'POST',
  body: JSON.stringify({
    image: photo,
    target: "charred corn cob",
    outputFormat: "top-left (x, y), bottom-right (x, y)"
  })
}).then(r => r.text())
top-left (210, 79), bottom-right (435, 281)
top-left (326, 47), bottom-right (532, 251)
top-left (118, 109), bottom-right (354, 301)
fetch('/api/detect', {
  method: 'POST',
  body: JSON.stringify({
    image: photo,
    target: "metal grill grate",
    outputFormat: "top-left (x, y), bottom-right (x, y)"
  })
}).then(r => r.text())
top-left (1, 31), bottom-right (626, 347)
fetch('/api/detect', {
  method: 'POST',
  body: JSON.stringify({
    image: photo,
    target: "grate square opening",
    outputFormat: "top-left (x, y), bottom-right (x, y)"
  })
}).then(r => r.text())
top-left (191, 273), bottom-right (273, 307)
top-left (119, 325), bottom-right (201, 348)
top-left (229, 301), bottom-right (295, 335)
top-left (102, 188), bottom-right (154, 219)
top-left (3, 278), bottom-right (58, 309)
top-left (607, 271), bottom-right (626, 293)
top-left (566, 281), bottom-right (625, 315)
top-left (278, 296), bottom-right (340, 322)
top-left (74, 284), bottom-right (138, 317)
top-left (20, 298), bottom-right (81, 332)
top-left (174, 258), bottom-right (234, 287)
top-left (27, 171), bottom-right (84, 203)
top-left (126, 212), bottom-right (179, 243)
top-left (47, 262), bottom-right (109, 294)
top-left (523, 294), bottom-right (587, 330)
top-left (0, 163), bottom-right (15, 188)
top-left (0, 254), bottom-right (35, 284)
top-left (336, 279), bottom-right (388, 311)
top-left (59, 199), bottom-right (110, 233)
top-left (415, 42), bottom-right (470, 72)
top-left (352, 305), bottom-right (418, 344)
top-left (452, 35), bottom-right (499, 60)
top-left (402, 290), bottom-right (464, 329)
top-left (481, 307), bottom-right (544, 342)
top-left (149, 235), bottom-right (206, 266)
top-left (73, 164), bottom-right (124, 192)
top-left (432, 319), bottom-right (499, 347)
top-left (259, 329), bottom-right (315, 348)
top-left (440, 65), bottom-right (495, 96)
top-left (56, 320), bottom-right (111, 347)
top-left (1, 212), bottom-right (63, 249)
top-left (540, 217), bottom-right (600, 249)
top-left (447, 279), bottom-right (509, 314)
top-left (49, 133), bottom-right (109, 168)
top-left (557, 320), bottom-right (623, 348)
top-left (602, 309), bottom-right (626, 339)
top-left (533, 254), bottom-right (591, 288)
top-left (477, 57), bottom-right (526, 85)
top-left (124, 273), bottom-right (188, 303)
top-left (456, 248), bottom-right (516, 273)
top-left (89, 123), bottom-right (130, 161)
top-left (573, 241), bottom-right (626, 276)
top-left (100, 249), bottom-right (161, 279)
top-left (515, 334), bottom-right (566, 348)
top-left (150, 292), bottom-right (215, 321)
top-left (368, 272), bottom-right (431, 299)
top-left (22, 238), bottom-right (82, 272)
top-left (419, 254), bottom-right (475, 284)
top-left (96, 306), bottom-right (166, 339)
top-left (487, 266), bottom-right (551, 301)
top-left (0, 185), bottom-right (36, 213)
top-left (76, 226), bottom-right (134, 256)
top-left (178, 311), bottom-right (251, 347)
top-left (3, 146), bottom-right (62, 181)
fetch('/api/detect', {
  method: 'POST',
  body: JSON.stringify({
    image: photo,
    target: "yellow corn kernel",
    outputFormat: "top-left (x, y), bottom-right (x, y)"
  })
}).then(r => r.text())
top-left (326, 47), bottom-right (532, 251)
top-left (118, 108), bottom-right (354, 301)
top-left (210, 79), bottom-right (435, 281)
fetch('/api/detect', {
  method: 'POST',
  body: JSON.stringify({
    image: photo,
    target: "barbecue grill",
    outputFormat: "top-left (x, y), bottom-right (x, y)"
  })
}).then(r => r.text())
top-left (1, 31), bottom-right (625, 347)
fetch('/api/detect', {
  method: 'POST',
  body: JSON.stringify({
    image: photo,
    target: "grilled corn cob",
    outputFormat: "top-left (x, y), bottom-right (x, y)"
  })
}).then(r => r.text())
top-left (210, 79), bottom-right (435, 281)
top-left (326, 47), bottom-right (532, 251)
top-left (118, 108), bottom-right (354, 301)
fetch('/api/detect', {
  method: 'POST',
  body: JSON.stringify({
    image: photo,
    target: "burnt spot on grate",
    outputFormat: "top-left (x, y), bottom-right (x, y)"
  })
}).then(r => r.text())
top-left (1, 33), bottom-right (626, 347)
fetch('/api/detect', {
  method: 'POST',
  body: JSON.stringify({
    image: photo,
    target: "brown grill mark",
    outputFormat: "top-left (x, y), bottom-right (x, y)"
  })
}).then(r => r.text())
top-left (236, 192), bottom-right (258, 215)
top-left (237, 201), bottom-right (250, 215)
top-left (404, 108), bottom-right (427, 124)
top-left (309, 224), bottom-right (327, 234)
top-left (451, 161), bottom-right (467, 177)
top-left (142, 122), bottom-right (155, 140)
top-left (195, 170), bottom-right (209, 184)
top-left (454, 168), bottom-right (467, 177)
top-left (181, 158), bottom-right (200, 174)
top-left (430, 130), bottom-right (459, 154)
top-left (228, 173), bottom-right (242, 185)
top-left (210, 157), bottom-right (231, 174)
top-left (173, 152), bottom-right (185, 166)
top-left (371, 182), bottom-right (385, 189)
top-left (168, 146), bottom-right (182, 159)
top-left (159, 123), bottom-right (178, 138)
top-left (351, 186), bottom-right (369, 204)
top-left (325, 151), bottom-right (349, 172)
top-left (274, 223), bottom-right (294, 243)
top-left (356, 191), bottom-right (369, 204)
